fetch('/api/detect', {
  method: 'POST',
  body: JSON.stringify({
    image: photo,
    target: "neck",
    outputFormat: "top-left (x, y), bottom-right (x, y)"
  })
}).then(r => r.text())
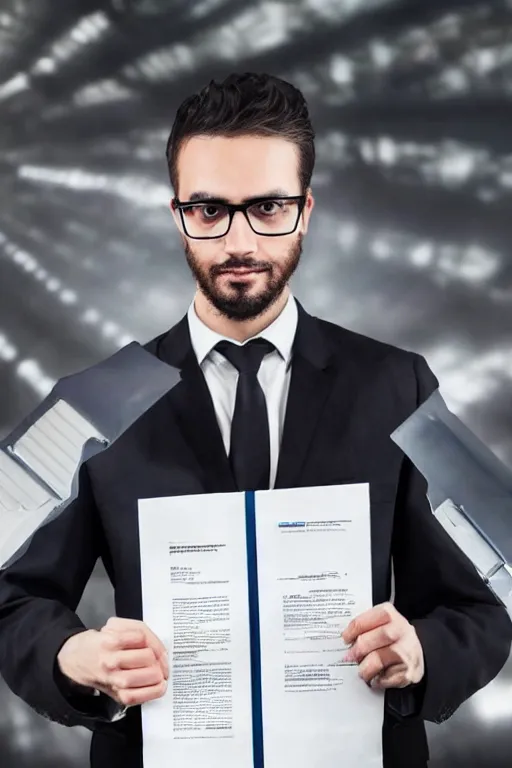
top-left (193, 288), bottom-right (290, 342)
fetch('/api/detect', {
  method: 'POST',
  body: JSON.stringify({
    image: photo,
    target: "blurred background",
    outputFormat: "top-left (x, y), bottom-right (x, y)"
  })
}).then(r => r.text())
top-left (0, 0), bottom-right (511, 765)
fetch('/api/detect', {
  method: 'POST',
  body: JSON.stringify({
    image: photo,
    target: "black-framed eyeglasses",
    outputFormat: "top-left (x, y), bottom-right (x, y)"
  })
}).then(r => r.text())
top-left (172, 195), bottom-right (306, 239)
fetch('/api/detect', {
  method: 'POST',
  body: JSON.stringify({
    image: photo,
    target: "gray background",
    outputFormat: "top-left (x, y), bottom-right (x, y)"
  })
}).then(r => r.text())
top-left (0, 0), bottom-right (511, 765)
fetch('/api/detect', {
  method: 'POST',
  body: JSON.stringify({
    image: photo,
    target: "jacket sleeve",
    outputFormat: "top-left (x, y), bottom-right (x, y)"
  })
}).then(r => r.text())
top-left (0, 463), bottom-right (124, 729)
top-left (386, 354), bottom-right (512, 723)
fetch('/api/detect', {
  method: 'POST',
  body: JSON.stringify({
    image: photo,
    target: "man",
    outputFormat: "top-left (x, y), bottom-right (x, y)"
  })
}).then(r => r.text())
top-left (0, 73), bottom-right (510, 768)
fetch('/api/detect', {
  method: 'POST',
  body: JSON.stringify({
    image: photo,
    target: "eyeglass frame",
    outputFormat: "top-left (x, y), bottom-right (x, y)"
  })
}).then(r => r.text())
top-left (171, 194), bottom-right (307, 240)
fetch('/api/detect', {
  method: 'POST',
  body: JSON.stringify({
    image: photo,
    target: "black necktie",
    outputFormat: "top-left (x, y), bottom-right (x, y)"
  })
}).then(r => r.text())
top-left (214, 338), bottom-right (275, 491)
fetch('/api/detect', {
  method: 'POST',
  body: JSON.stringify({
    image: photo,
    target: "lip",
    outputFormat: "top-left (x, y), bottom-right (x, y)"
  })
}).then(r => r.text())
top-left (218, 267), bottom-right (267, 276)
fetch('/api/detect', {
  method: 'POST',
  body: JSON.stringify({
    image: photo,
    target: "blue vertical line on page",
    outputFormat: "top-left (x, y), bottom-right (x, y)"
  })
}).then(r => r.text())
top-left (245, 490), bottom-right (264, 768)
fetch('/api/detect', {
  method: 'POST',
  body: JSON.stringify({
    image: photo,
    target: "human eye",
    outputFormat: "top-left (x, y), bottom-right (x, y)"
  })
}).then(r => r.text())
top-left (197, 203), bottom-right (224, 220)
top-left (253, 199), bottom-right (284, 217)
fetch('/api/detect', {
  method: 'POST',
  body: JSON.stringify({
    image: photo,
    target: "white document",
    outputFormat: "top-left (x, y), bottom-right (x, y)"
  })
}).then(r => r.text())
top-left (255, 484), bottom-right (383, 768)
top-left (138, 484), bottom-right (384, 768)
top-left (139, 492), bottom-right (254, 768)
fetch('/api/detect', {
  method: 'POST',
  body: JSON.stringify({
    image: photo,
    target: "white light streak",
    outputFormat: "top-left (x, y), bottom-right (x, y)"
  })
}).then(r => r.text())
top-left (45, 278), bottom-right (61, 293)
top-left (437, 244), bottom-right (501, 285)
top-left (101, 321), bottom-right (120, 339)
top-left (74, 79), bottom-right (133, 107)
top-left (0, 332), bottom-right (18, 363)
top-left (337, 223), bottom-right (359, 250)
top-left (330, 55), bottom-right (354, 85)
top-left (31, 57), bottom-right (57, 75)
top-left (45, 12), bottom-right (110, 67)
top-left (315, 131), bottom-right (351, 164)
top-left (438, 153), bottom-right (476, 185)
top-left (59, 289), bottom-right (78, 305)
top-left (206, 1), bottom-right (296, 59)
top-left (438, 67), bottom-right (468, 93)
top-left (363, 224), bottom-right (503, 288)
top-left (0, 231), bottom-right (135, 351)
top-left (435, 345), bottom-right (512, 413)
top-left (371, 238), bottom-right (393, 260)
top-left (16, 359), bottom-right (55, 399)
top-left (124, 44), bottom-right (195, 82)
top-left (82, 308), bottom-right (101, 324)
top-left (409, 242), bottom-right (434, 268)
top-left (370, 39), bottom-right (394, 69)
top-left (0, 72), bottom-right (29, 101)
top-left (17, 165), bottom-right (169, 209)
top-left (377, 137), bottom-right (398, 166)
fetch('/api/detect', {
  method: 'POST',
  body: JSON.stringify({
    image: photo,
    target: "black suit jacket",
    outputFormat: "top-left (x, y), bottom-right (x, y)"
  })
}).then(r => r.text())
top-left (0, 303), bottom-right (511, 768)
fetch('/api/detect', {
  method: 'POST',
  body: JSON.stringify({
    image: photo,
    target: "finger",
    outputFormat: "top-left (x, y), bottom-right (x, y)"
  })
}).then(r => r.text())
top-left (146, 630), bottom-right (167, 659)
top-left (102, 621), bottom-right (168, 667)
top-left (113, 648), bottom-right (157, 671)
top-left (104, 617), bottom-right (145, 632)
top-left (345, 621), bottom-right (402, 663)
top-left (103, 642), bottom-right (168, 680)
top-left (115, 680), bottom-right (168, 708)
top-left (135, 624), bottom-right (168, 663)
top-left (110, 665), bottom-right (164, 691)
top-left (103, 618), bottom-right (167, 655)
top-left (342, 603), bottom-right (395, 645)
top-left (372, 665), bottom-right (410, 689)
top-left (142, 630), bottom-right (169, 680)
top-left (161, 651), bottom-right (169, 680)
top-left (357, 646), bottom-right (400, 684)
top-left (101, 629), bottom-right (148, 652)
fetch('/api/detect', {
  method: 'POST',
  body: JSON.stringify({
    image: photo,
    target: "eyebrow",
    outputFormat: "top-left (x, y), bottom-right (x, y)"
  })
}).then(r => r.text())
top-left (187, 188), bottom-right (292, 203)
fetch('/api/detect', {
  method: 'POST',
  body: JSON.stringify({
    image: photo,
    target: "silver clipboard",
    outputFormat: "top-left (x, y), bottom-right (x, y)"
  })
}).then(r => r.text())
top-left (392, 390), bottom-right (512, 609)
top-left (0, 342), bottom-right (180, 569)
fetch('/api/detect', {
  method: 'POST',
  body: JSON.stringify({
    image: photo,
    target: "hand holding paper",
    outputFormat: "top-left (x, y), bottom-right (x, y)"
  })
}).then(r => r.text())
top-left (57, 617), bottom-right (169, 707)
top-left (342, 602), bottom-right (424, 690)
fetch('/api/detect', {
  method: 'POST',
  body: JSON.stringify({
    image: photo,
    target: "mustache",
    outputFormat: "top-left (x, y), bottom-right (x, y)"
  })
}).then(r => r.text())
top-left (211, 257), bottom-right (272, 275)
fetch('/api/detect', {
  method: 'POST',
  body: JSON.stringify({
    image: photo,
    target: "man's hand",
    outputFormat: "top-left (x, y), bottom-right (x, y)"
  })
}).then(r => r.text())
top-left (57, 617), bottom-right (169, 707)
top-left (342, 602), bottom-right (424, 690)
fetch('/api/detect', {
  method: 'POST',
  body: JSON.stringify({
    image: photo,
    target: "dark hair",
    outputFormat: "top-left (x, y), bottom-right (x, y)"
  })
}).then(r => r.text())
top-left (166, 72), bottom-right (315, 195)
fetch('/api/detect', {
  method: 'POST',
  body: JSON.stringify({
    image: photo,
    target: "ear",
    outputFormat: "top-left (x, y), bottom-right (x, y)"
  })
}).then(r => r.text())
top-left (301, 188), bottom-right (315, 234)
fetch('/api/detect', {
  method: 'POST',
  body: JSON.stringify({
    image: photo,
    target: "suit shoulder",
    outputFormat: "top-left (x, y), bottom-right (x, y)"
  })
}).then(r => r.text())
top-left (316, 316), bottom-right (438, 405)
top-left (141, 329), bottom-right (169, 357)
top-left (316, 316), bottom-right (415, 366)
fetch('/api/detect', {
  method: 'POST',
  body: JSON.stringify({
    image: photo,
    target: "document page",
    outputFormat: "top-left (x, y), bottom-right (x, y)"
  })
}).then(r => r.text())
top-left (138, 493), bottom-right (253, 768)
top-left (255, 484), bottom-right (384, 768)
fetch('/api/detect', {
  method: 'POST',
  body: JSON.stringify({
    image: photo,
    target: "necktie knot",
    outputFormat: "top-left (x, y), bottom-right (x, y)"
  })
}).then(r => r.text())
top-left (215, 339), bottom-right (275, 375)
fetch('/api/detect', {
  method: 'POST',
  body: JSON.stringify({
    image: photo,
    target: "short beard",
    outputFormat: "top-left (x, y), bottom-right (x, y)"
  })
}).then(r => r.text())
top-left (184, 234), bottom-right (303, 321)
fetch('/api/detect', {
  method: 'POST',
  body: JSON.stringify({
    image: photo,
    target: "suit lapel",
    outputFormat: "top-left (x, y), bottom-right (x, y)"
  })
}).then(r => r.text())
top-left (156, 316), bottom-right (235, 493)
top-left (275, 303), bottom-right (337, 489)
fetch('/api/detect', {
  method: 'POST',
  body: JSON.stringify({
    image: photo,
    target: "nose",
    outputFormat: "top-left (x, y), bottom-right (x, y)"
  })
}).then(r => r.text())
top-left (223, 210), bottom-right (258, 256)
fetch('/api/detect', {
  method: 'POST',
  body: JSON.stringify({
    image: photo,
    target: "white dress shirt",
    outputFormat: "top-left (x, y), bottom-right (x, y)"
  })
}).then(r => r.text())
top-left (187, 295), bottom-right (298, 489)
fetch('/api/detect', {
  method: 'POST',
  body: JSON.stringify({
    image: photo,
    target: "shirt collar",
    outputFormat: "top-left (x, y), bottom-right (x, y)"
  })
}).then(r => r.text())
top-left (187, 294), bottom-right (298, 367)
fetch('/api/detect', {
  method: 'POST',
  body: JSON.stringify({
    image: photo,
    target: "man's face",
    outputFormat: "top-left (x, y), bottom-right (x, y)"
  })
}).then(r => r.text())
top-left (171, 135), bottom-right (314, 320)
